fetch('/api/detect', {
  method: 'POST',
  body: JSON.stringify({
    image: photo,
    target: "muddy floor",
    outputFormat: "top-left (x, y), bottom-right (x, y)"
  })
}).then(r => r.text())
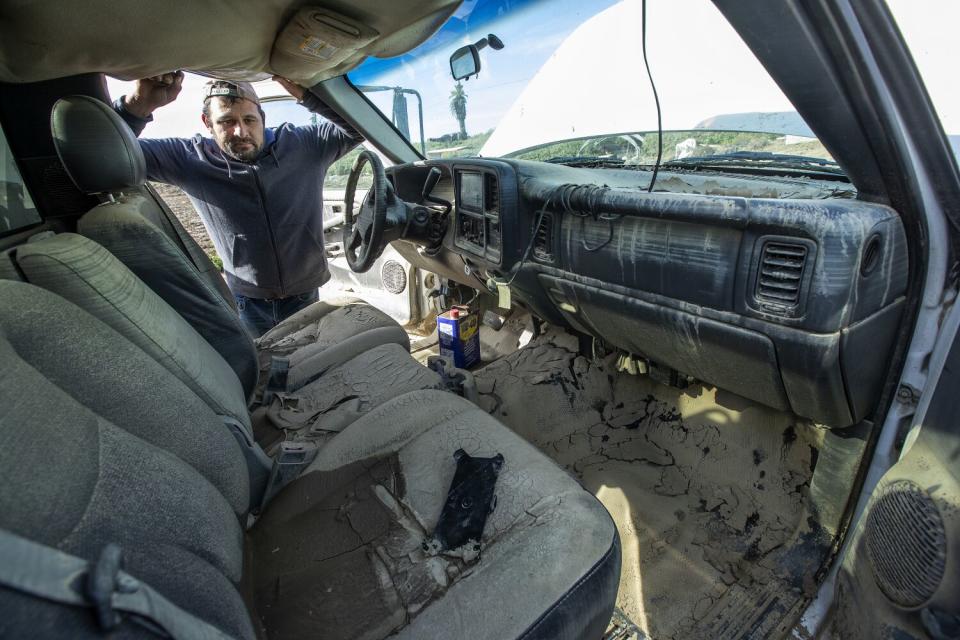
top-left (473, 330), bottom-right (836, 639)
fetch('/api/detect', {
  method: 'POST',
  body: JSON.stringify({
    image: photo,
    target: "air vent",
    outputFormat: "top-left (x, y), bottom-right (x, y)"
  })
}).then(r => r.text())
top-left (484, 173), bottom-right (499, 212)
top-left (756, 241), bottom-right (807, 307)
top-left (533, 213), bottom-right (554, 262)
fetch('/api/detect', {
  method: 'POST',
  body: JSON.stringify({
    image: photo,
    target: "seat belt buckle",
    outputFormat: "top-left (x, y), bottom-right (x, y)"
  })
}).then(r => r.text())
top-left (260, 441), bottom-right (319, 509)
top-left (276, 441), bottom-right (316, 468)
top-left (427, 355), bottom-right (479, 404)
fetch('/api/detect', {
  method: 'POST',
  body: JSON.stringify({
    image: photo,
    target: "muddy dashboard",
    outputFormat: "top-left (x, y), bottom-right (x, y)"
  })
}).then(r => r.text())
top-left (389, 159), bottom-right (907, 427)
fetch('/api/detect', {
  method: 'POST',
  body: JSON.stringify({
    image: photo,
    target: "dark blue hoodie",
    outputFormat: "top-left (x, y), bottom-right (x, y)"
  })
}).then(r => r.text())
top-left (114, 93), bottom-right (358, 299)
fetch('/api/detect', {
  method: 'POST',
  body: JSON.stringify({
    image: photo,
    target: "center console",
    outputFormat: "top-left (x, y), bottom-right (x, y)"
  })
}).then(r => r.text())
top-left (454, 167), bottom-right (502, 264)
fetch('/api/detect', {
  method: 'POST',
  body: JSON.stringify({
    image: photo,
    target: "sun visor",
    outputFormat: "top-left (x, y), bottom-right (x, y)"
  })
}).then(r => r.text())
top-left (270, 8), bottom-right (379, 83)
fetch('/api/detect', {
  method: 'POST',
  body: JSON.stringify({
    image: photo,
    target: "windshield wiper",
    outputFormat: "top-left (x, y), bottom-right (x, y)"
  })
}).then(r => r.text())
top-left (661, 151), bottom-right (845, 176)
top-left (544, 155), bottom-right (626, 168)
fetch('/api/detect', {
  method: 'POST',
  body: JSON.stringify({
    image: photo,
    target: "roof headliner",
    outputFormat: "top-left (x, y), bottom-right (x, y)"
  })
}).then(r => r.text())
top-left (0, 0), bottom-right (460, 85)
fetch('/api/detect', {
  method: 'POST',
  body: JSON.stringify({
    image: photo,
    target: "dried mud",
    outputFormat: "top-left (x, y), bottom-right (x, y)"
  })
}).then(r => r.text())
top-left (474, 331), bottom-right (833, 639)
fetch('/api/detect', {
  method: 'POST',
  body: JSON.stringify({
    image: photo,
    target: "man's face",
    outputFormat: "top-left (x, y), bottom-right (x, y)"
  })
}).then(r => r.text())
top-left (202, 97), bottom-right (264, 162)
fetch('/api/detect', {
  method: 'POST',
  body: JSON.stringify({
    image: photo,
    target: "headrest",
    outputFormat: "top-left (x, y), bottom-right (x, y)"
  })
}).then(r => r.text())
top-left (50, 95), bottom-right (145, 195)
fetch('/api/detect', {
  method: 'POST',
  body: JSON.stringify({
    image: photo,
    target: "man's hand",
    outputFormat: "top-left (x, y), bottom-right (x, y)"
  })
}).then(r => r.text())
top-left (123, 71), bottom-right (184, 119)
top-left (273, 75), bottom-right (306, 101)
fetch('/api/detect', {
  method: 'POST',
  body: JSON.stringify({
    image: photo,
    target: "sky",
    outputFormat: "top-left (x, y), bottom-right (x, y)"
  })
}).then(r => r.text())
top-left (106, 0), bottom-right (958, 154)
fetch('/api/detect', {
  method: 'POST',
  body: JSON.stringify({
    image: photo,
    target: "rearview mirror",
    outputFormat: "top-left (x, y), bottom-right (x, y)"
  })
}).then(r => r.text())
top-left (449, 34), bottom-right (504, 81)
top-left (450, 45), bottom-right (480, 81)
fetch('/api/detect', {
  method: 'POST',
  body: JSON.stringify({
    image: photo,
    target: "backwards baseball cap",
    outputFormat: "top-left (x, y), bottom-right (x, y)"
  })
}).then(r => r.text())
top-left (202, 80), bottom-right (260, 105)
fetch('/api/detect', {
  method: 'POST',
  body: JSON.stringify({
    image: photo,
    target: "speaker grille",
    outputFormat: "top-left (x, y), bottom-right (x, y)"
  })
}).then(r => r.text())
top-left (865, 480), bottom-right (946, 607)
top-left (380, 259), bottom-right (407, 295)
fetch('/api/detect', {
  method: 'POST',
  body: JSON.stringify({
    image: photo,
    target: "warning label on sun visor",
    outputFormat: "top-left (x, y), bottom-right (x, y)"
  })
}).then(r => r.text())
top-left (299, 36), bottom-right (337, 60)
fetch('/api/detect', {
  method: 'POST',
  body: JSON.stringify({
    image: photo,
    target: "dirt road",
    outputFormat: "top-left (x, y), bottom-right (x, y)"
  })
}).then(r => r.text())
top-left (151, 182), bottom-right (217, 261)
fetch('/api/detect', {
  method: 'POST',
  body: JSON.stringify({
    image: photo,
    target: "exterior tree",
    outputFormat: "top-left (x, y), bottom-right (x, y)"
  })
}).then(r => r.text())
top-left (449, 81), bottom-right (467, 139)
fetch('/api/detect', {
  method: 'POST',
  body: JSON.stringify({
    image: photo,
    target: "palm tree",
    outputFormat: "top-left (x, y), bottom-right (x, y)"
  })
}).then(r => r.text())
top-left (449, 82), bottom-right (468, 139)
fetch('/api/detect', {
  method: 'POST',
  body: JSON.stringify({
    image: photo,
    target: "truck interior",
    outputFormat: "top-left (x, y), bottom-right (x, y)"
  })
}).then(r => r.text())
top-left (1, 1), bottom-right (958, 639)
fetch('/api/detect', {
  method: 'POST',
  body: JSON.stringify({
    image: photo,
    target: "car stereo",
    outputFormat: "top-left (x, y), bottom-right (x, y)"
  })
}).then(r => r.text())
top-left (454, 168), bottom-right (501, 263)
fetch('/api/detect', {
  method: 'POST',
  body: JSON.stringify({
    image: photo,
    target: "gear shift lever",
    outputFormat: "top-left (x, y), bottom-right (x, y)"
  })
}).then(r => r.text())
top-left (421, 166), bottom-right (451, 213)
top-left (421, 166), bottom-right (442, 201)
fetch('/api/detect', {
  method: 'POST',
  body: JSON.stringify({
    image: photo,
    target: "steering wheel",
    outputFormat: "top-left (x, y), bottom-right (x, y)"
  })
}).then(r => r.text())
top-left (343, 149), bottom-right (389, 273)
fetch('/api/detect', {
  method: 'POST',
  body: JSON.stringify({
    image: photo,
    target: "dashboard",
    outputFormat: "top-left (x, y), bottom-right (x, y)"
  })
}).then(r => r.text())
top-left (387, 158), bottom-right (907, 428)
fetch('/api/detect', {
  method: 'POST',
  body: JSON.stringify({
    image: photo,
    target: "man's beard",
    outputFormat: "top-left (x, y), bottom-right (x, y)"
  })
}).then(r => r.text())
top-left (220, 136), bottom-right (261, 162)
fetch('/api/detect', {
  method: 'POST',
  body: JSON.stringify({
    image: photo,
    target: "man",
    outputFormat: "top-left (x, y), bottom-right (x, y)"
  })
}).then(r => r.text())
top-left (112, 71), bottom-right (362, 336)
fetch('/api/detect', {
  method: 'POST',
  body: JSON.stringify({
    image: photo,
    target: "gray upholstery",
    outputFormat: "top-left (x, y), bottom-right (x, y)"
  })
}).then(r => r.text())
top-left (134, 188), bottom-right (236, 309)
top-left (266, 342), bottom-right (443, 434)
top-left (80, 200), bottom-right (259, 399)
top-left (50, 95), bottom-right (144, 194)
top-left (0, 280), bottom-right (250, 516)
top-left (0, 337), bottom-right (255, 640)
top-left (0, 247), bottom-right (22, 281)
top-left (252, 390), bottom-right (621, 640)
top-left (15, 233), bottom-right (251, 430)
top-left (258, 298), bottom-right (411, 395)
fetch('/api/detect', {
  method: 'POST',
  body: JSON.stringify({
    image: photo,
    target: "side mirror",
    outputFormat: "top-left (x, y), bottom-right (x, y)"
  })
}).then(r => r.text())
top-left (449, 34), bottom-right (504, 81)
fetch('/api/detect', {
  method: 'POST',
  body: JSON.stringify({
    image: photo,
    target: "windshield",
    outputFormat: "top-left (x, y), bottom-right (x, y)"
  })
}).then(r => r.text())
top-left (349, 0), bottom-right (835, 168)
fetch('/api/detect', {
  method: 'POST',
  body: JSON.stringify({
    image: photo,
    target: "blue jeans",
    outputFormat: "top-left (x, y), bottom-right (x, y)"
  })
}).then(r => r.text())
top-left (234, 289), bottom-right (320, 338)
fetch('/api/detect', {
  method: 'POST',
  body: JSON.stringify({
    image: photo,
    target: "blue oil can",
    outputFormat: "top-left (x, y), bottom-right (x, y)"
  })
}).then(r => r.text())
top-left (437, 306), bottom-right (480, 369)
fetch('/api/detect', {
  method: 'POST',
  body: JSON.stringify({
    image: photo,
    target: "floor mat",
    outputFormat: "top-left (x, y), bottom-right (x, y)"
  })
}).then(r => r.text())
top-left (474, 330), bottom-right (840, 639)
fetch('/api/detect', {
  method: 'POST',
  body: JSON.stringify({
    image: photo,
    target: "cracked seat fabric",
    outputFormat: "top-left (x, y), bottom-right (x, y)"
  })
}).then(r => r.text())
top-left (264, 343), bottom-right (444, 437)
top-left (251, 390), bottom-right (622, 640)
top-left (51, 95), bottom-right (409, 402)
top-left (253, 297), bottom-right (411, 404)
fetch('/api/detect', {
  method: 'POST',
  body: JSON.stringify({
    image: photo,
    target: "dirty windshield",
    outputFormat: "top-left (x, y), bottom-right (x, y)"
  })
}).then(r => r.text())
top-left (349, 0), bottom-right (836, 170)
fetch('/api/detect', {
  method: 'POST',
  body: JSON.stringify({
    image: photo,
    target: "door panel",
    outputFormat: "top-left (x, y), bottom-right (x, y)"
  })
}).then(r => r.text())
top-left (830, 329), bottom-right (960, 638)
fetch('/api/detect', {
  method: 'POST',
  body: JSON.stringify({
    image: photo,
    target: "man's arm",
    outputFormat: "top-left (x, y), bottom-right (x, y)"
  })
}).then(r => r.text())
top-left (273, 76), bottom-right (363, 164)
top-left (112, 96), bottom-right (154, 137)
top-left (111, 72), bottom-right (189, 184)
top-left (113, 71), bottom-right (185, 136)
top-left (299, 91), bottom-right (364, 143)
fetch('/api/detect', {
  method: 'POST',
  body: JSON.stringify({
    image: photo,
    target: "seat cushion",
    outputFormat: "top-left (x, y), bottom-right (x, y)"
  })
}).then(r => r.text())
top-left (15, 233), bottom-right (251, 431)
top-left (250, 390), bottom-right (621, 640)
top-left (253, 297), bottom-right (412, 404)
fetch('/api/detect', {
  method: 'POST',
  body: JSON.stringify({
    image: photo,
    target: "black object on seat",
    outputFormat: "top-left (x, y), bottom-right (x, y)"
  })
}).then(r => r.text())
top-left (428, 449), bottom-right (503, 552)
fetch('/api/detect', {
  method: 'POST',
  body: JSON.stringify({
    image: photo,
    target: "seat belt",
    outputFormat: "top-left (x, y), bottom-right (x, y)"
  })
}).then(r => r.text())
top-left (0, 529), bottom-right (236, 640)
top-left (220, 415), bottom-right (273, 510)
top-left (219, 416), bottom-right (317, 514)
